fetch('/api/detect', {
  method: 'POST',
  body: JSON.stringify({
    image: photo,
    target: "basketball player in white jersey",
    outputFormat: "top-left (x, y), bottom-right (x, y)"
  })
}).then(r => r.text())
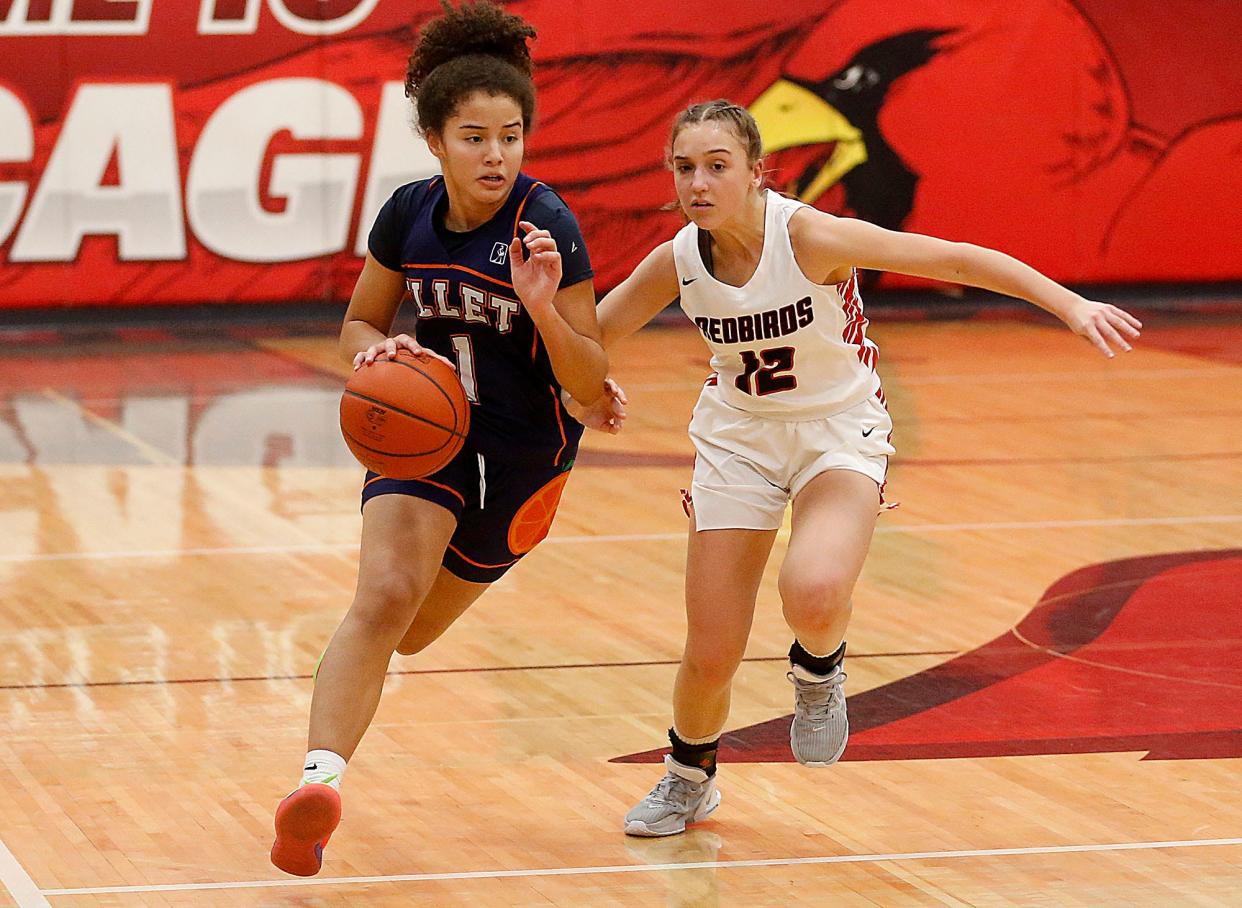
top-left (569, 100), bottom-right (1141, 836)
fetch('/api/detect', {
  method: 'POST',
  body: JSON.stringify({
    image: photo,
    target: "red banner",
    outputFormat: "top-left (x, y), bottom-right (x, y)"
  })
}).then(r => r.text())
top-left (0, 0), bottom-right (1239, 307)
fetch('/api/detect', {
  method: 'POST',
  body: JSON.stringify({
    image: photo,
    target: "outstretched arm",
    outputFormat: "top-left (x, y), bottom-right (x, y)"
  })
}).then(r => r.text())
top-left (794, 211), bottom-right (1142, 357)
top-left (562, 241), bottom-right (681, 432)
top-left (596, 241), bottom-right (682, 350)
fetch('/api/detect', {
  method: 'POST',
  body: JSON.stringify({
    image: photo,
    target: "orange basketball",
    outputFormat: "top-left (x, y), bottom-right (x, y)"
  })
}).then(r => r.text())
top-left (339, 349), bottom-right (470, 479)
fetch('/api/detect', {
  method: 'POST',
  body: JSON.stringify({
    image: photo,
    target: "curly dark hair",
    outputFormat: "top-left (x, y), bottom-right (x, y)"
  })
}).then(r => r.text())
top-left (405, 1), bottom-right (537, 136)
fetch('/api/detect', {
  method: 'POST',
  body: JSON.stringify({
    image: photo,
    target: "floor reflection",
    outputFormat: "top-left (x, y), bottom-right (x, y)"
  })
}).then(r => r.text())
top-left (0, 338), bottom-right (353, 467)
top-left (625, 828), bottom-right (724, 908)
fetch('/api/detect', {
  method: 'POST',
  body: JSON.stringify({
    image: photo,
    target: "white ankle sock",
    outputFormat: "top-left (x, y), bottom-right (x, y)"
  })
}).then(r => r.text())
top-left (673, 726), bottom-right (720, 746)
top-left (301, 749), bottom-right (347, 790)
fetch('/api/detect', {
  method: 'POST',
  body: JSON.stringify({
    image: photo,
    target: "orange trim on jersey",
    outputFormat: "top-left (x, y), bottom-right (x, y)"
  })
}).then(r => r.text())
top-left (447, 542), bottom-right (519, 570)
top-left (512, 181), bottom-right (544, 237)
top-left (516, 181), bottom-right (545, 364)
top-left (402, 263), bottom-right (514, 290)
top-left (548, 383), bottom-right (568, 466)
top-left (365, 473), bottom-right (465, 507)
top-left (414, 477), bottom-right (466, 506)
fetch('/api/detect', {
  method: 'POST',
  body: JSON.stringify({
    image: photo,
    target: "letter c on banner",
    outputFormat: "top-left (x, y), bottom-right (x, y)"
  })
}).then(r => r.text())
top-left (266, 0), bottom-right (380, 35)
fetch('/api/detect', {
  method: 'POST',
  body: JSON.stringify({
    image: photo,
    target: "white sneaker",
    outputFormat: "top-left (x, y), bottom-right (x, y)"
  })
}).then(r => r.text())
top-left (624, 755), bottom-right (721, 837)
top-left (787, 662), bottom-right (849, 766)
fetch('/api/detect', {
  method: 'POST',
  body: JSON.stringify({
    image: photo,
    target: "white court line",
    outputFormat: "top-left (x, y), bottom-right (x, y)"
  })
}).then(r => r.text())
top-left (1, 514), bottom-right (1239, 565)
top-left (40, 837), bottom-right (1242, 896)
top-left (0, 837), bottom-right (51, 908)
top-left (623, 366), bottom-right (1241, 392)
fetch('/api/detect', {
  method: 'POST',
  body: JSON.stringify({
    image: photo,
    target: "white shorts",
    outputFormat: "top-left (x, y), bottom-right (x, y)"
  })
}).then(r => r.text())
top-left (687, 381), bottom-right (895, 531)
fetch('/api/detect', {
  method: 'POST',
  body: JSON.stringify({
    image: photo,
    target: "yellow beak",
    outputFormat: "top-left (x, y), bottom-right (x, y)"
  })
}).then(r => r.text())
top-left (748, 79), bottom-right (867, 204)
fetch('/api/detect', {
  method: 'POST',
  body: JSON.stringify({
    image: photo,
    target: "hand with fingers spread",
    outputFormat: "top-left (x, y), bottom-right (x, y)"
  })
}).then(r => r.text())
top-left (1062, 298), bottom-right (1143, 358)
top-left (563, 378), bottom-right (629, 435)
top-left (509, 219), bottom-right (561, 316)
top-left (351, 333), bottom-right (456, 372)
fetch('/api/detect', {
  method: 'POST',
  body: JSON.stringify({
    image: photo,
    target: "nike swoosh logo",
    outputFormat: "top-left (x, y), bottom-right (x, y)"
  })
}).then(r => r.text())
top-left (303, 763), bottom-right (318, 771)
top-left (862, 427), bottom-right (877, 437)
top-left (570, 242), bottom-right (578, 252)
top-left (682, 277), bottom-right (697, 285)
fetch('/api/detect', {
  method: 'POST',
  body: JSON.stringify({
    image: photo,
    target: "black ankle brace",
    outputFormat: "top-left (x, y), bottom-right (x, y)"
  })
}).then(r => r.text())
top-left (668, 728), bottom-right (719, 777)
top-left (789, 639), bottom-right (846, 676)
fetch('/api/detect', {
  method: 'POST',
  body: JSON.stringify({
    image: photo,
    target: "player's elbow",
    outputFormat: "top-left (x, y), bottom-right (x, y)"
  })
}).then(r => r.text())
top-left (337, 329), bottom-right (357, 364)
top-left (338, 318), bottom-right (378, 364)
top-left (940, 241), bottom-right (991, 284)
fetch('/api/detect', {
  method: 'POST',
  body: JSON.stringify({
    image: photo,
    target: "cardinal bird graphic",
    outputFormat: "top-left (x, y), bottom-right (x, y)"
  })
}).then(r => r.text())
top-left (531, 0), bottom-right (1242, 288)
top-left (613, 549), bottom-right (1242, 766)
top-left (735, 0), bottom-right (1242, 286)
top-left (749, 29), bottom-right (954, 235)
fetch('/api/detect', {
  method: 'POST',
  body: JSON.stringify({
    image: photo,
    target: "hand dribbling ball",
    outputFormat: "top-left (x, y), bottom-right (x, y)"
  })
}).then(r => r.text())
top-left (340, 350), bottom-right (470, 478)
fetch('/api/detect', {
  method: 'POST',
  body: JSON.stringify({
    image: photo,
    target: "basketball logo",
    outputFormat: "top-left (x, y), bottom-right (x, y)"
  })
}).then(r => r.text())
top-left (490, 242), bottom-right (508, 265)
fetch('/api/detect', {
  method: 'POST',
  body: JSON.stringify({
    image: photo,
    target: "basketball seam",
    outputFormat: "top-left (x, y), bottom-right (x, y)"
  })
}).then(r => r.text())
top-left (341, 389), bottom-right (467, 442)
top-left (387, 357), bottom-right (468, 436)
top-left (341, 425), bottom-right (454, 458)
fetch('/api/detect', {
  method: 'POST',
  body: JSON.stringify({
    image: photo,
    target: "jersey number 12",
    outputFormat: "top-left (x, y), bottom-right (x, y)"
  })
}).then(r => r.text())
top-left (736, 346), bottom-right (797, 396)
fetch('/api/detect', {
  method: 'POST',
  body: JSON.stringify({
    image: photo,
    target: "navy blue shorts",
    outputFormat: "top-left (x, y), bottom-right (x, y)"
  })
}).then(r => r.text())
top-left (360, 446), bottom-right (575, 584)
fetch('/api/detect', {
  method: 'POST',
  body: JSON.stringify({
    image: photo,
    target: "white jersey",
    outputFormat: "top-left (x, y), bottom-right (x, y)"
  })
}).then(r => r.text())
top-left (673, 189), bottom-right (882, 419)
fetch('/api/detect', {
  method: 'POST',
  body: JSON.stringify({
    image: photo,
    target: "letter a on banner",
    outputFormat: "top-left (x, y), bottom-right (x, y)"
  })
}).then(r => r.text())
top-left (11, 84), bottom-right (185, 262)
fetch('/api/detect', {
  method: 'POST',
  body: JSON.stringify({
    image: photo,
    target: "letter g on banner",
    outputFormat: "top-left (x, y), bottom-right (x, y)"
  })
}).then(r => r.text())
top-left (186, 78), bottom-right (363, 262)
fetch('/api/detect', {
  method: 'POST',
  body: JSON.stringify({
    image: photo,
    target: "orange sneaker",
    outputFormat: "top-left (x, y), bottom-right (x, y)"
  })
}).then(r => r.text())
top-left (270, 783), bottom-right (341, 876)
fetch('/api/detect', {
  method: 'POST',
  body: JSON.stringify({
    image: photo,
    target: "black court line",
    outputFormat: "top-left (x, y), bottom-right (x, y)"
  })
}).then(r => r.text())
top-left (0, 650), bottom-right (958, 692)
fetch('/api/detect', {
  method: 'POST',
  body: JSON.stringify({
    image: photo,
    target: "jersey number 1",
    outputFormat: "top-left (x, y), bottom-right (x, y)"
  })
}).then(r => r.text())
top-left (450, 335), bottom-right (480, 403)
top-left (736, 346), bottom-right (797, 396)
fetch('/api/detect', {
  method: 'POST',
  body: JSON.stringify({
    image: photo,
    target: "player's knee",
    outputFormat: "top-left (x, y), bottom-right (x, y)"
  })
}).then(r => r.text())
top-left (779, 571), bottom-right (853, 628)
top-left (682, 644), bottom-right (744, 690)
top-left (348, 573), bottom-right (430, 639)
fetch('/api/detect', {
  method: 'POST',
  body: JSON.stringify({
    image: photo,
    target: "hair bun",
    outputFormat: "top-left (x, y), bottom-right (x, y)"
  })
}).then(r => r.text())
top-left (408, 1), bottom-right (536, 91)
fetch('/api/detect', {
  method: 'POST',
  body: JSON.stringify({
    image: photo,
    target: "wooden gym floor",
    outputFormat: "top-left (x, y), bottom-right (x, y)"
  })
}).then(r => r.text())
top-left (0, 309), bottom-right (1239, 906)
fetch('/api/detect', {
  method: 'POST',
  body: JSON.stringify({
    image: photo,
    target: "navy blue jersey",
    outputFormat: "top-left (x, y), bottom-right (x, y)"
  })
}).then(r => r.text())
top-left (368, 174), bottom-right (592, 466)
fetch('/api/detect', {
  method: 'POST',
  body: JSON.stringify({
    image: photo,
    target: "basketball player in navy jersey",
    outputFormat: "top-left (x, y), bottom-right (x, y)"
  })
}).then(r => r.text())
top-left (270, 3), bottom-right (607, 876)
top-left (569, 100), bottom-right (1142, 836)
